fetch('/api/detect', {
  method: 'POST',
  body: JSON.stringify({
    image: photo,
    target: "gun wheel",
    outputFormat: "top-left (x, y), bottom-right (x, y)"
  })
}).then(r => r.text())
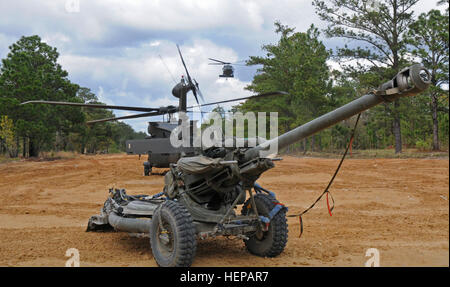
top-left (241, 193), bottom-right (288, 257)
top-left (144, 164), bottom-right (152, 176)
top-left (150, 200), bottom-right (197, 267)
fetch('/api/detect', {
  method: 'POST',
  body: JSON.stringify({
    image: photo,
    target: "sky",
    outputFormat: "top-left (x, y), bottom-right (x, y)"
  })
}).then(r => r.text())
top-left (0, 0), bottom-right (444, 133)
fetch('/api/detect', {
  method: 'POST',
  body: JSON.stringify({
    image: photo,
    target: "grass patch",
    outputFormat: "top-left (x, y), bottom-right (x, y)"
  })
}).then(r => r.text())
top-left (0, 155), bottom-right (21, 164)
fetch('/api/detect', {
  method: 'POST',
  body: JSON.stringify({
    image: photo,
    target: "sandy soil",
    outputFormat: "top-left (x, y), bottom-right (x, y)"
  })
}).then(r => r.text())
top-left (0, 154), bottom-right (448, 267)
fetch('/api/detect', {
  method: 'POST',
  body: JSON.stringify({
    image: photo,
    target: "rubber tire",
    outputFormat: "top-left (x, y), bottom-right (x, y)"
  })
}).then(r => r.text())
top-left (241, 193), bottom-right (288, 257)
top-left (150, 200), bottom-right (197, 267)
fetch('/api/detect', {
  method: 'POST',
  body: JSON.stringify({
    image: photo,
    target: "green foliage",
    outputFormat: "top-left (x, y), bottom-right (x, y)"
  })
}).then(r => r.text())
top-left (239, 23), bottom-right (332, 142)
top-left (415, 139), bottom-right (432, 151)
top-left (0, 115), bottom-right (17, 157)
top-left (64, 97), bottom-right (147, 154)
top-left (407, 8), bottom-right (449, 150)
top-left (312, 0), bottom-right (419, 71)
top-left (311, 0), bottom-right (438, 154)
top-left (237, 11), bottom-right (449, 153)
top-left (0, 35), bottom-right (84, 156)
top-left (408, 9), bottom-right (449, 87)
top-left (0, 36), bottom-right (147, 157)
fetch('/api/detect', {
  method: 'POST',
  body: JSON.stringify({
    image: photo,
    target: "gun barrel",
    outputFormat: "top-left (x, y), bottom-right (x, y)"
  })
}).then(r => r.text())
top-left (244, 64), bottom-right (431, 161)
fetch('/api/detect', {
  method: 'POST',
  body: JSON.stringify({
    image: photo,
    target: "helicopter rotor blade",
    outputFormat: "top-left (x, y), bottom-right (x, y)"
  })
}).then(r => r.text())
top-left (186, 91), bottom-right (288, 109)
top-left (208, 58), bottom-right (230, 65)
top-left (21, 100), bottom-right (159, 112)
top-left (193, 79), bottom-right (205, 103)
top-left (197, 88), bottom-right (205, 104)
top-left (192, 89), bottom-right (200, 105)
top-left (177, 44), bottom-right (192, 84)
top-left (177, 44), bottom-right (200, 105)
top-left (86, 111), bottom-right (163, 124)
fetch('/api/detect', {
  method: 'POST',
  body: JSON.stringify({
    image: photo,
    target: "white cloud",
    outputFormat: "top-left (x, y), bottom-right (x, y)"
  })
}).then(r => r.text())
top-left (58, 38), bottom-right (243, 95)
top-left (0, 0), bottom-right (322, 51)
top-left (149, 41), bottom-right (160, 47)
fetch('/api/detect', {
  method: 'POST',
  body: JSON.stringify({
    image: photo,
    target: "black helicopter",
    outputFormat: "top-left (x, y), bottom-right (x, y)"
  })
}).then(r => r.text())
top-left (22, 45), bottom-right (285, 175)
top-left (208, 58), bottom-right (250, 78)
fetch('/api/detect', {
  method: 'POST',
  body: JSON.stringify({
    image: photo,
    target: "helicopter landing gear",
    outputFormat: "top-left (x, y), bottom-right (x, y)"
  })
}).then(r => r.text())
top-left (144, 162), bottom-right (152, 176)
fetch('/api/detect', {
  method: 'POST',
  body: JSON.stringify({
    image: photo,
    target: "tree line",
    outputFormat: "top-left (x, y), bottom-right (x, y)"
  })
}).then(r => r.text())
top-left (1, 0), bottom-right (448, 157)
top-left (0, 35), bottom-right (146, 158)
top-left (237, 0), bottom-right (449, 153)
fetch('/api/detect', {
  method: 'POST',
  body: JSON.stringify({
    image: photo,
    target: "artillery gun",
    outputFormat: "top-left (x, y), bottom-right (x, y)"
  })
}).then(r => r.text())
top-left (86, 64), bottom-right (431, 267)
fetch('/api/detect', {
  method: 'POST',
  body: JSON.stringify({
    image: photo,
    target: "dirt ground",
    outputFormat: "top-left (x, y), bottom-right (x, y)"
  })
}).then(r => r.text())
top-left (0, 154), bottom-right (448, 267)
